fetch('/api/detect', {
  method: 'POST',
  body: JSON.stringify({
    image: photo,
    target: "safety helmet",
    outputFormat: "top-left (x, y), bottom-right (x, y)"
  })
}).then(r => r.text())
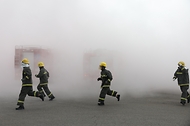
top-left (178, 61), bottom-right (185, 67)
top-left (38, 62), bottom-right (44, 67)
top-left (99, 62), bottom-right (107, 67)
top-left (22, 58), bottom-right (29, 64)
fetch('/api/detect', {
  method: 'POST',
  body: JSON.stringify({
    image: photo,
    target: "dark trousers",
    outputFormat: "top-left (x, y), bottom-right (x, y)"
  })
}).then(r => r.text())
top-left (180, 86), bottom-right (189, 103)
top-left (98, 87), bottom-right (117, 103)
top-left (17, 86), bottom-right (40, 106)
top-left (37, 84), bottom-right (54, 98)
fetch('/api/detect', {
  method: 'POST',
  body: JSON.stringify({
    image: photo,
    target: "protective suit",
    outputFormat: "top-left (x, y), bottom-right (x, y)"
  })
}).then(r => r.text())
top-left (35, 62), bottom-right (55, 101)
top-left (173, 61), bottom-right (190, 105)
top-left (97, 62), bottom-right (120, 106)
top-left (16, 58), bottom-right (44, 110)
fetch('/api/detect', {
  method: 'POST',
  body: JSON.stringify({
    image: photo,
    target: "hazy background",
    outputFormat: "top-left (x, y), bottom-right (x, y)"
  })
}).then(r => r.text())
top-left (0, 0), bottom-right (190, 99)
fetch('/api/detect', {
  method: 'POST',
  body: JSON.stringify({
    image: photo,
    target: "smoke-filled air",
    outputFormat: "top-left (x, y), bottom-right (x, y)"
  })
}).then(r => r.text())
top-left (0, 0), bottom-right (190, 100)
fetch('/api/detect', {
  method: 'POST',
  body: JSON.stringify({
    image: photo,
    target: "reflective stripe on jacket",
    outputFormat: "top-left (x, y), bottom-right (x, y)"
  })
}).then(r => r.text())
top-left (174, 67), bottom-right (189, 86)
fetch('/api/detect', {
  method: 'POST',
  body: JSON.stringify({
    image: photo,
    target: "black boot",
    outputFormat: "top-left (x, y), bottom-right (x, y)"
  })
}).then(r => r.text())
top-left (49, 96), bottom-right (55, 101)
top-left (116, 94), bottom-right (120, 101)
top-left (187, 98), bottom-right (190, 103)
top-left (180, 101), bottom-right (186, 106)
top-left (98, 102), bottom-right (104, 106)
top-left (39, 94), bottom-right (44, 101)
top-left (15, 105), bottom-right (25, 110)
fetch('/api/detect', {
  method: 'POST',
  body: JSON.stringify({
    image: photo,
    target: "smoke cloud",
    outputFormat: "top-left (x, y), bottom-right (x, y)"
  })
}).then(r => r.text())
top-left (0, 0), bottom-right (190, 99)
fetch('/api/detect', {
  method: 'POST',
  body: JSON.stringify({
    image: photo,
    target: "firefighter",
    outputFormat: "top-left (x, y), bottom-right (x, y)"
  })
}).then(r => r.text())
top-left (97, 62), bottom-right (120, 106)
top-left (16, 58), bottom-right (44, 110)
top-left (35, 62), bottom-right (55, 101)
top-left (173, 61), bottom-right (190, 105)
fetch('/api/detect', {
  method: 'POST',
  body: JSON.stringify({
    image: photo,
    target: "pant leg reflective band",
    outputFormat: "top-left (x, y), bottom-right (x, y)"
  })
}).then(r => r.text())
top-left (48, 93), bottom-right (52, 97)
top-left (112, 91), bottom-right (115, 96)
top-left (99, 98), bottom-right (105, 101)
top-left (34, 91), bottom-right (37, 97)
top-left (40, 83), bottom-right (48, 86)
top-left (18, 100), bottom-right (24, 103)
top-left (22, 84), bottom-right (32, 86)
top-left (179, 84), bottom-right (189, 86)
top-left (101, 85), bottom-right (110, 88)
top-left (181, 97), bottom-right (187, 100)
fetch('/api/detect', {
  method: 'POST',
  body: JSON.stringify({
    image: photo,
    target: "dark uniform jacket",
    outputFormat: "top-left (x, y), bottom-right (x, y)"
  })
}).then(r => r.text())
top-left (100, 68), bottom-right (113, 88)
top-left (36, 67), bottom-right (49, 84)
top-left (22, 67), bottom-right (32, 86)
top-left (174, 67), bottom-right (189, 86)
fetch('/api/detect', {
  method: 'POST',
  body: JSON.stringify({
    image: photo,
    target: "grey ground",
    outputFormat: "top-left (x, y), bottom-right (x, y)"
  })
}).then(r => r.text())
top-left (0, 90), bottom-right (190, 126)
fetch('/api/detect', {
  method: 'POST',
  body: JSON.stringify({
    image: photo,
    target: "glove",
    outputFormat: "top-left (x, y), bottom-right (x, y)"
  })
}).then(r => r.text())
top-left (173, 76), bottom-right (176, 81)
top-left (97, 78), bottom-right (102, 81)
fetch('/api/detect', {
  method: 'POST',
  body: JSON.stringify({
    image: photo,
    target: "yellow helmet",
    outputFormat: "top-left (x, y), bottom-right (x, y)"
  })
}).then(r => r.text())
top-left (99, 62), bottom-right (107, 67)
top-left (22, 58), bottom-right (29, 64)
top-left (38, 62), bottom-right (44, 67)
top-left (178, 61), bottom-right (185, 66)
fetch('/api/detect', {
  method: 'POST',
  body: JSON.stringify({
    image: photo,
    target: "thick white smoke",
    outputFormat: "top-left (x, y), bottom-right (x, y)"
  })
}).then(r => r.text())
top-left (0, 0), bottom-right (190, 99)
